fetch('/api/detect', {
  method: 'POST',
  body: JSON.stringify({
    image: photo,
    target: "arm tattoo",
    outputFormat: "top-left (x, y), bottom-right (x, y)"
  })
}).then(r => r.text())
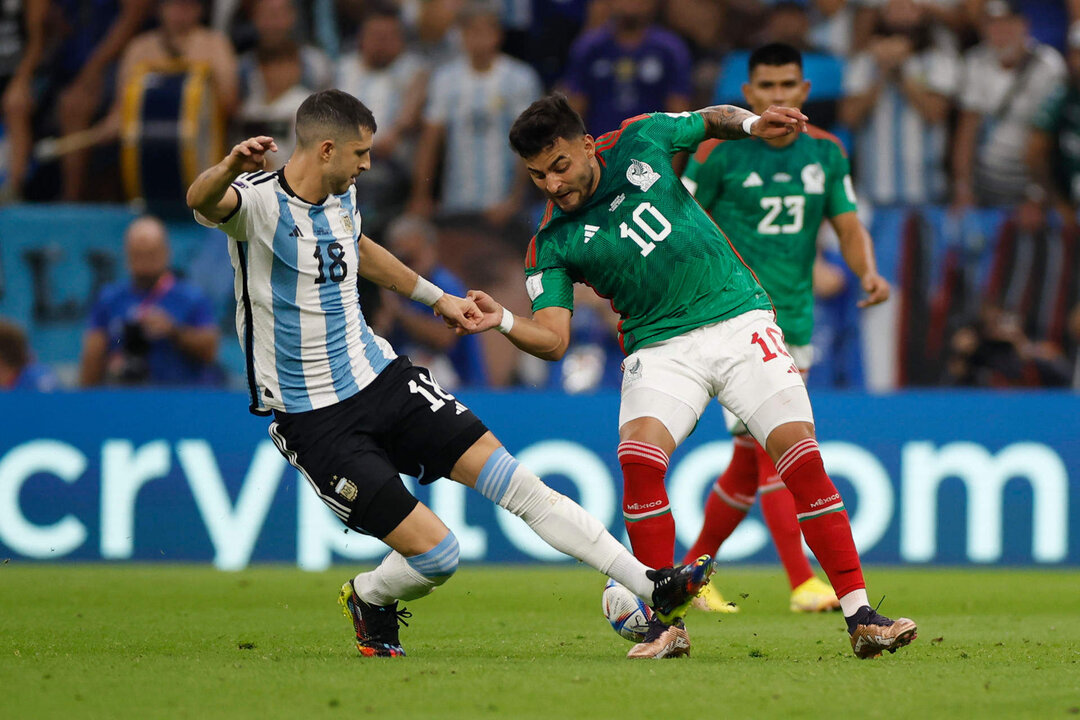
top-left (698, 105), bottom-right (755, 140)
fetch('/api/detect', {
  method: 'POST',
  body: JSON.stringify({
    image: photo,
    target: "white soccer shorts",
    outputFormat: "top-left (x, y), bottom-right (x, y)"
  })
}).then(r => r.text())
top-left (618, 309), bottom-right (814, 447)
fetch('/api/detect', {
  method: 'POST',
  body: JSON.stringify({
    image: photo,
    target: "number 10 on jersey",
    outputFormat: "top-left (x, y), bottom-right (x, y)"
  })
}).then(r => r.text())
top-left (620, 202), bottom-right (672, 257)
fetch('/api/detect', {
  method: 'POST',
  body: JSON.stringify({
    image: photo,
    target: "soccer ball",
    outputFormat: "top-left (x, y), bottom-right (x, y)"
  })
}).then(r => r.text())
top-left (601, 579), bottom-right (653, 642)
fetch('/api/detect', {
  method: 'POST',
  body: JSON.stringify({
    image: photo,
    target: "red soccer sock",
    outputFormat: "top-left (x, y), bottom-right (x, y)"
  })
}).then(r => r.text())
top-left (681, 436), bottom-right (758, 564)
top-left (757, 439), bottom-right (814, 589)
top-left (776, 438), bottom-right (865, 598)
top-left (618, 441), bottom-right (675, 569)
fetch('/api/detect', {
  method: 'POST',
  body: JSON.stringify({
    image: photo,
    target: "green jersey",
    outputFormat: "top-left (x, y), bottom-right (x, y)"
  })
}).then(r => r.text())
top-left (525, 112), bottom-right (770, 354)
top-left (682, 128), bottom-right (857, 345)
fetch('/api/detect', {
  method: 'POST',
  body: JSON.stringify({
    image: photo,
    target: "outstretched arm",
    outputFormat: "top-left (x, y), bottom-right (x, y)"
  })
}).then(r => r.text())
top-left (186, 136), bottom-right (278, 221)
top-left (357, 234), bottom-right (481, 331)
top-left (460, 290), bottom-right (572, 362)
top-left (697, 104), bottom-right (807, 140)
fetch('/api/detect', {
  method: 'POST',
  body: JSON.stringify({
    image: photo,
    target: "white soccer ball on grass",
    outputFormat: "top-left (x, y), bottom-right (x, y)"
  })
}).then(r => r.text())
top-left (601, 579), bottom-right (654, 642)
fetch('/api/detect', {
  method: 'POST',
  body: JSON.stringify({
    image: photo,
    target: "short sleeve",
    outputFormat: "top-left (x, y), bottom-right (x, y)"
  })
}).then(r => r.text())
top-left (194, 175), bottom-right (270, 242)
top-left (825, 144), bottom-right (858, 218)
top-left (88, 292), bottom-right (111, 330)
top-left (633, 112), bottom-right (707, 156)
top-left (958, 51), bottom-right (986, 112)
top-left (1033, 84), bottom-right (1066, 132)
top-left (524, 235), bottom-right (574, 313)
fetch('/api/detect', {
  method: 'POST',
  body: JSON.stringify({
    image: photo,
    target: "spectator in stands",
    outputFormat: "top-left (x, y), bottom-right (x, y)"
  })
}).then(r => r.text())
top-left (1, 0), bottom-right (152, 202)
top-left (1026, 21), bottom-right (1080, 228)
top-left (373, 215), bottom-right (488, 389)
top-left (101, 0), bottom-right (239, 140)
top-left (841, 0), bottom-right (960, 206)
top-left (236, 0), bottom-right (332, 171)
top-left (0, 318), bottom-right (59, 391)
top-left (952, 0), bottom-right (1066, 209)
top-left (945, 304), bottom-right (1072, 387)
top-left (79, 215), bottom-right (221, 387)
top-left (561, 0), bottom-right (691, 135)
top-left (337, 1), bottom-right (428, 231)
top-left (713, 3), bottom-right (846, 131)
top-left (410, 1), bottom-right (541, 226)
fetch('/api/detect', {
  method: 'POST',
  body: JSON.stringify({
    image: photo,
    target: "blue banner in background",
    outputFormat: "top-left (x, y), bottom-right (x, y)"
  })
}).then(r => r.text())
top-left (0, 390), bottom-right (1077, 568)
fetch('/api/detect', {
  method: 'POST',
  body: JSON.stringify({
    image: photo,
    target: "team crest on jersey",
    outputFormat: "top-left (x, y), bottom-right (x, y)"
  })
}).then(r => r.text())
top-left (627, 159), bottom-right (660, 192)
top-left (801, 163), bottom-right (826, 194)
top-left (340, 211), bottom-right (354, 234)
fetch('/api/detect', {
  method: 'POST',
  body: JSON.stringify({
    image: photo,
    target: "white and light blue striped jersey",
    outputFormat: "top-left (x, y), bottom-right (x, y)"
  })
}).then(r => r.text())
top-left (424, 54), bottom-right (541, 213)
top-left (335, 51), bottom-right (426, 132)
top-left (843, 47), bottom-right (960, 206)
top-left (195, 169), bottom-right (396, 414)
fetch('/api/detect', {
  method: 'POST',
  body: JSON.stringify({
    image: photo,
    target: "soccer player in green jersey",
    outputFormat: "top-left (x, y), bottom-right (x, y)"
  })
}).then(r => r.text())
top-left (462, 93), bottom-right (916, 660)
top-left (680, 43), bottom-right (891, 616)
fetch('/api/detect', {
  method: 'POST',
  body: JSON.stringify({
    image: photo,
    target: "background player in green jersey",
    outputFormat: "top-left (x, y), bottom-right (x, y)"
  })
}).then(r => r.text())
top-left (461, 93), bottom-right (915, 660)
top-left (680, 43), bottom-right (891, 616)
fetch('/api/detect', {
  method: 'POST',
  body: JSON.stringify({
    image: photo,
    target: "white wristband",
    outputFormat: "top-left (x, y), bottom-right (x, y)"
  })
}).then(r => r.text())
top-left (410, 276), bottom-right (443, 306)
top-left (497, 307), bottom-right (515, 334)
top-left (742, 114), bottom-right (760, 136)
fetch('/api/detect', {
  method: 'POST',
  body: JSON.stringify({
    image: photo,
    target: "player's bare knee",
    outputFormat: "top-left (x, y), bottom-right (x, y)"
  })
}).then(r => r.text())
top-left (405, 530), bottom-right (459, 586)
top-left (765, 421), bottom-right (816, 460)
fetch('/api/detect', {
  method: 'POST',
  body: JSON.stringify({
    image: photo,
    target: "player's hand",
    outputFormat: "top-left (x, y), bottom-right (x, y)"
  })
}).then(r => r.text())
top-left (456, 290), bottom-right (506, 334)
top-left (225, 136), bottom-right (278, 174)
top-left (433, 293), bottom-right (482, 332)
top-left (751, 106), bottom-right (808, 139)
top-left (858, 273), bottom-right (891, 308)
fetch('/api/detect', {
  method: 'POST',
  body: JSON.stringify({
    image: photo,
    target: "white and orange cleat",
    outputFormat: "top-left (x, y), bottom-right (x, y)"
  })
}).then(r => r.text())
top-left (848, 608), bottom-right (918, 659)
top-left (626, 616), bottom-right (691, 659)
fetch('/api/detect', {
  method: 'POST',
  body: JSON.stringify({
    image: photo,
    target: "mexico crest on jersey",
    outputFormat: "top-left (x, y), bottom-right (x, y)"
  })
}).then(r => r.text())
top-left (627, 159), bottom-right (660, 192)
top-left (801, 163), bottom-right (826, 194)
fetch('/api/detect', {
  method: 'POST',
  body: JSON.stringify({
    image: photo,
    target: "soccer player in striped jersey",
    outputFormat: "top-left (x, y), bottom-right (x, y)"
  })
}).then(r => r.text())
top-left (679, 43), bottom-right (891, 615)
top-left (186, 89), bottom-right (714, 659)
top-left (462, 94), bottom-right (916, 659)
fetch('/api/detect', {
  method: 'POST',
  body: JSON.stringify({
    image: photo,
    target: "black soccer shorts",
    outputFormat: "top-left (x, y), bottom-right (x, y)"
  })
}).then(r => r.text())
top-left (267, 357), bottom-right (488, 538)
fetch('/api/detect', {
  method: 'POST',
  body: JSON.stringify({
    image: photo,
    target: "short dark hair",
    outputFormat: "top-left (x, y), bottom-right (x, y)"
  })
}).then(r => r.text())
top-left (295, 89), bottom-right (377, 147)
top-left (362, 0), bottom-right (401, 22)
top-left (748, 43), bottom-right (804, 74)
top-left (508, 94), bottom-right (586, 158)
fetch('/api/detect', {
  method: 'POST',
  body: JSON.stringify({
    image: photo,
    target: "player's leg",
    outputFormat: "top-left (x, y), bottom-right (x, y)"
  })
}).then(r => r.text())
top-left (267, 410), bottom-right (456, 658)
top-left (383, 361), bottom-right (714, 627)
top-left (450, 431), bottom-right (713, 625)
top-left (717, 310), bottom-right (916, 657)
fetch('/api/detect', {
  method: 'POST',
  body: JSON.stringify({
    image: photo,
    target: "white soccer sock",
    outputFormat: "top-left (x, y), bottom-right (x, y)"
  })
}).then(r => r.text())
top-left (354, 551), bottom-right (437, 606)
top-left (497, 464), bottom-right (655, 602)
top-left (839, 588), bottom-right (870, 617)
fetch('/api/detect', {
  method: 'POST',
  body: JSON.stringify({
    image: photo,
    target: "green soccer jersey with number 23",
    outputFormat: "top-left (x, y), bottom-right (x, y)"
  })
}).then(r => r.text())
top-left (525, 112), bottom-right (771, 354)
top-left (682, 128), bottom-right (858, 346)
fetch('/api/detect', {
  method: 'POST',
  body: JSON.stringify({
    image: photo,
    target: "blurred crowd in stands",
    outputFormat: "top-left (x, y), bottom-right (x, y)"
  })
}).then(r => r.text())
top-left (0, 0), bottom-right (1079, 392)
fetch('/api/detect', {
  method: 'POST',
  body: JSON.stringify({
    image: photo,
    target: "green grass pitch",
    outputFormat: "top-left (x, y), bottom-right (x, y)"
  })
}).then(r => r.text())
top-left (2, 564), bottom-right (1078, 719)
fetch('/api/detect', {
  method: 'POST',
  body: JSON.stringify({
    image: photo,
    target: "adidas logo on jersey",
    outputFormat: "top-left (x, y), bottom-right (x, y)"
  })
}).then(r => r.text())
top-left (584, 224), bottom-right (599, 243)
top-left (743, 172), bottom-right (764, 187)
